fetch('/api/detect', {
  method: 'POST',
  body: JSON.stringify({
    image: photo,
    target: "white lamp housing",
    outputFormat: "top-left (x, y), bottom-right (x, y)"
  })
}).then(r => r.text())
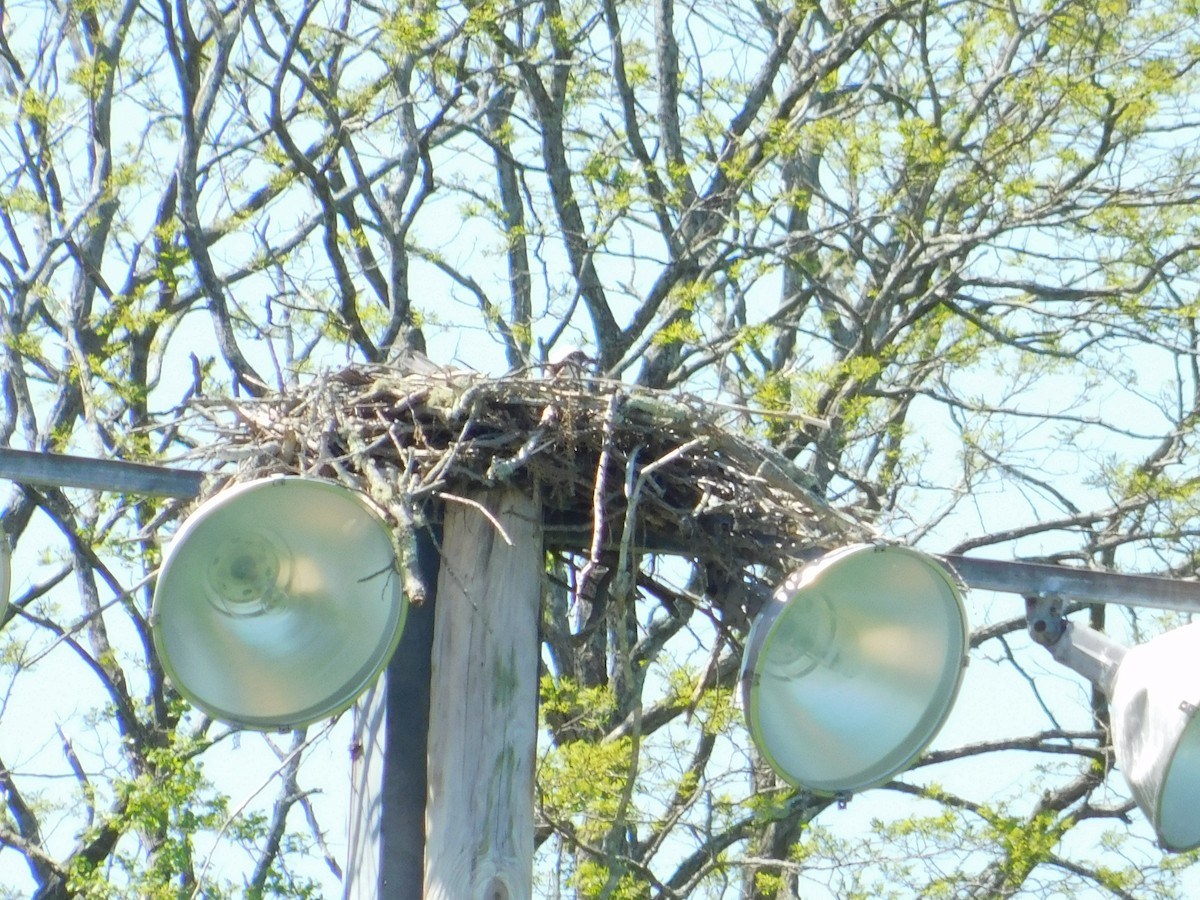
top-left (1047, 619), bottom-right (1200, 851)
top-left (740, 544), bottom-right (970, 795)
top-left (152, 477), bottom-right (407, 730)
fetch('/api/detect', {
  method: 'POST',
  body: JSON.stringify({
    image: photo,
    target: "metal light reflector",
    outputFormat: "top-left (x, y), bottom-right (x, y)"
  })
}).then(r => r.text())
top-left (1105, 622), bottom-right (1200, 851)
top-left (152, 477), bottom-right (406, 730)
top-left (741, 544), bottom-right (969, 794)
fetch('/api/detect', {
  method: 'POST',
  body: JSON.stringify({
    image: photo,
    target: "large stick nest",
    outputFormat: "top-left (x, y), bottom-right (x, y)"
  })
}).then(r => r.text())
top-left (191, 363), bottom-right (872, 615)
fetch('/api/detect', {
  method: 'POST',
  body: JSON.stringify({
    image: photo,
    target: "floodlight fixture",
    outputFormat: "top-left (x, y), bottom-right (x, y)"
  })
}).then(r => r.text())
top-left (740, 544), bottom-right (970, 796)
top-left (1029, 598), bottom-right (1200, 851)
top-left (151, 476), bottom-right (407, 730)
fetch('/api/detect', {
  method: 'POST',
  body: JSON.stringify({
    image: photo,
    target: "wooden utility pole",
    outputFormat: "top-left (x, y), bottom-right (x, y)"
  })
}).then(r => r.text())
top-left (346, 489), bottom-right (542, 899)
top-left (425, 489), bottom-right (541, 899)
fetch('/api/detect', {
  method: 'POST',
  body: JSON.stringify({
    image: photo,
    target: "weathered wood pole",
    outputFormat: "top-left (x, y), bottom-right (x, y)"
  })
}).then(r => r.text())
top-left (345, 489), bottom-right (540, 899)
top-left (424, 488), bottom-right (542, 899)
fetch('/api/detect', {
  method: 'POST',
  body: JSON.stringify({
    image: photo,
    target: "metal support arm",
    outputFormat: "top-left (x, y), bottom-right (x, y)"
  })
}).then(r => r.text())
top-left (1025, 595), bottom-right (1126, 694)
top-left (945, 554), bottom-right (1200, 614)
top-left (0, 448), bottom-right (203, 498)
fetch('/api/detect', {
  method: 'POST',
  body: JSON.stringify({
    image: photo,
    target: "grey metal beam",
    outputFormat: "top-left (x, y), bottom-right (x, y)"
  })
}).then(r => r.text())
top-left (942, 554), bottom-right (1200, 614)
top-left (0, 448), bottom-right (204, 499)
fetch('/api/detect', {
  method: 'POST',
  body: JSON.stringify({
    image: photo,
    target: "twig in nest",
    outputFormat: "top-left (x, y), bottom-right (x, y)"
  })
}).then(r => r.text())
top-left (613, 438), bottom-right (706, 602)
top-left (387, 503), bottom-right (432, 606)
top-left (578, 391), bottom-right (621, 602)
top-left (391, 389), bottom-right (430, 416)
top-left (486, 405), bottom-right (559, 482)
top-left (421, 405), bottom-right (477, 490)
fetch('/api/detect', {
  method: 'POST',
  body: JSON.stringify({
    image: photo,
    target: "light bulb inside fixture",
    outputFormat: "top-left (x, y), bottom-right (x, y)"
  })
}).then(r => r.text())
top-left (760, 590), bottom-right (847, 680)
top-left (205, 532), bottom-right (292, 616)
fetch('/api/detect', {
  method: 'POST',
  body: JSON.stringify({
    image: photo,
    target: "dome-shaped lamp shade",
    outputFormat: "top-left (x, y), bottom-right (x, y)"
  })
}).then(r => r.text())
top-left (741, 544), bottom-right (969, 795)
top-left (1109, 621), bottom-right (1200, 851)
top-left (152, 477), bottom-right (407, 730)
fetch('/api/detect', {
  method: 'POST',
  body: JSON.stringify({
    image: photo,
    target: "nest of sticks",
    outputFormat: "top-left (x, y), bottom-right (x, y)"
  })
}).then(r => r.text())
top-left (190, 362), bottom-right (872, 618)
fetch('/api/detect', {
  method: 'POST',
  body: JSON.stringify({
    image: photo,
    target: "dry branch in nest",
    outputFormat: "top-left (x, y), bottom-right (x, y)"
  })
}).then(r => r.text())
top-left (188, 363), bottom-right (873, 619)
